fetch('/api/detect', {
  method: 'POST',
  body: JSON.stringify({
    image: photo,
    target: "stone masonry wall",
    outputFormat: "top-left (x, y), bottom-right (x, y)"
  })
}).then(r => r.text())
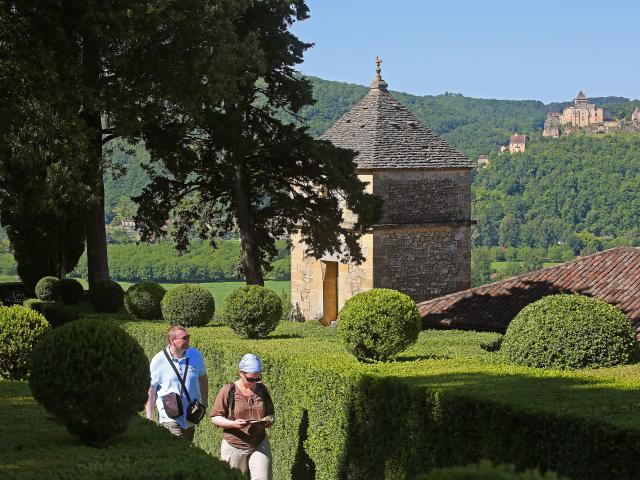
top-left (290, 233), bottom-right (373, 322)
top-left (373, 225), bottom-right (471, 302)
top-left (371, 169), bottom-right (471, 224)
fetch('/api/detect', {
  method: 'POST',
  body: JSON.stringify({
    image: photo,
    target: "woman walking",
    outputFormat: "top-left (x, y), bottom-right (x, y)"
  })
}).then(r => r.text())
top-left (211, 354), bottom-right (275, 480)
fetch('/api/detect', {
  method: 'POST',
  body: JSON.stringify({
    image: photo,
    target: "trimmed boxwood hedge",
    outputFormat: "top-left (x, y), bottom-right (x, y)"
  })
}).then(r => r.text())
top-left (161, 284), bottom-right (214, 327)
top-left (29, 319), bottom-right (149, 446)
top-left (35, 276), bottom-right (61, 301)
top-left (0, 381), bottom-right (242, 480)
top-left (0, 305), bottom-right (49, 380)
top-left (124, 281), bottom-right (166, 320)
top-left (121, 320), bottom-right (640, 480)
top-left (89, 280), bottom-right (125, 313)
top-left (338, 288), bottom-right (421, 361)
top-left (59, 278), bottom-right (84, 305)
top-left (501, 294), bottom-right (637, 370)
top-left (416, 461), bottom-right (565, 480)
top-left (224, 285), bottom-right (282, 338)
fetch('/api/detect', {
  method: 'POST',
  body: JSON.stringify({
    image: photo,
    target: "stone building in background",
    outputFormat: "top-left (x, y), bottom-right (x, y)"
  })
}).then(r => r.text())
top-left (290, 58), bottom-right (474, 324)
top-left (561, 91), bottom-right (609, 127)
top-left (509, 134), bottom-right (527, 153)
top-left (633, 107), bottom-right (640, 125)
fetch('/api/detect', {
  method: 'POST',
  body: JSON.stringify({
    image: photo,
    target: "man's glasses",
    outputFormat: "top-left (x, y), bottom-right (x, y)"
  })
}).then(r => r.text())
top-left (173, 335), bottom-right (190, 341)
top-left (242, 372), bottom-right (262, 383)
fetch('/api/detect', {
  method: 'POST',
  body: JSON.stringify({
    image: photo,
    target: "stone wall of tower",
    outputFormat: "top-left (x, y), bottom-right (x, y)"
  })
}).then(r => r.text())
top-left (369, 169), bottom-right (471, 224)
top-left (369, 168), bottom-right (472, 301)
top-left (290, 168), bottom-right (472, 320)
top-left (373, 225), bottom-right (471, 301)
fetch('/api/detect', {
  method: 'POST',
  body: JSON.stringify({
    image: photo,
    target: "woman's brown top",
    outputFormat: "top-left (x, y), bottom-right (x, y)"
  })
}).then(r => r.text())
top-left (210, 382), bottom-right (273, 449)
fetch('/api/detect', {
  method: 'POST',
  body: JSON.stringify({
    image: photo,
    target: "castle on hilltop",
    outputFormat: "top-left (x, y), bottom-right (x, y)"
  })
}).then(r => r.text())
top-left (543, 91), bottom-right (612, 137)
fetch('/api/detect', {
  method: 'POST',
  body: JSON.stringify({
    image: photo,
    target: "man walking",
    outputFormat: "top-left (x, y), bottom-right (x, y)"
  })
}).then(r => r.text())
top-left (145, 325), bottom-right (208, 442)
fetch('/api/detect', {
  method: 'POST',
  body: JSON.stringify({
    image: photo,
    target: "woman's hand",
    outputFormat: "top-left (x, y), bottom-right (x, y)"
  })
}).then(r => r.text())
top-left (261, 415), bottom-right (274, 428)
top-left (233, 419), bottom-right (249, 428)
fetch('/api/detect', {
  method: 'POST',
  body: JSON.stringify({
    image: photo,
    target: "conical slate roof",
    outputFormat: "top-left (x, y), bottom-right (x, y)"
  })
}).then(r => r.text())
top-left (321, 61), bottom-right (471, 170)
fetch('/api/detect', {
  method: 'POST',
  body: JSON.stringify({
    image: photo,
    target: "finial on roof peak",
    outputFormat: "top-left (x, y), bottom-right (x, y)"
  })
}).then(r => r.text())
top-left (370, 56), bottom-right (388, 92)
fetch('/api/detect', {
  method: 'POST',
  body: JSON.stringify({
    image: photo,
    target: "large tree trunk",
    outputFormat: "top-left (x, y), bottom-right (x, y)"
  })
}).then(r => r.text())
top-left (85, 111), bottom-right (110, 290)
top-left (233, 162), bottom-right (264, 286)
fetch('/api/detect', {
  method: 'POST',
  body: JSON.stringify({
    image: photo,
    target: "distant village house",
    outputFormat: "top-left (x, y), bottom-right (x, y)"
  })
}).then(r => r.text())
top-left (509, 134), bottom-right (527, 153)
top-left (633, 107), bottom-right (640, 125)
top-left (477, 154), bottom-right (489, 167)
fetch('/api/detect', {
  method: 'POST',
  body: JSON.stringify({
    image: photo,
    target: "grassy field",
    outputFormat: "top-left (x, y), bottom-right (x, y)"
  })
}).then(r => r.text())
top-left (0, 276), bottom-right (290, 310)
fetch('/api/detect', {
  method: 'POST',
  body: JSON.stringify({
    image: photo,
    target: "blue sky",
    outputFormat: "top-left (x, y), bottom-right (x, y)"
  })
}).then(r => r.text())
top-left (291, 0), bottom-right (640, 103)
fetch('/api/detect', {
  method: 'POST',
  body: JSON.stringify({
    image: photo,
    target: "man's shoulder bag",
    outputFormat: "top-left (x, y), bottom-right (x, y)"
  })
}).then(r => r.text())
top-left (162, 349), bottom-right (206, 424)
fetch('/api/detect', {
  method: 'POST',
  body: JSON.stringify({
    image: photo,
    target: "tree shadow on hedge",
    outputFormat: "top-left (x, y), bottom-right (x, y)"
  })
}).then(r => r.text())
top-left (290, 409), bottom-right (316, 480)
top-left (341, 370), bottom-right (640, 480)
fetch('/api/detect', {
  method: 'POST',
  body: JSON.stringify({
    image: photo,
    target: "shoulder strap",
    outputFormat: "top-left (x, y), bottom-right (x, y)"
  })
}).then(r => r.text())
top-left (227, 383), bottom-right (236, 420)
top-left (162, 349), bottom-right (192, 403)
top-left (256, 383), bottom-right (275, 415)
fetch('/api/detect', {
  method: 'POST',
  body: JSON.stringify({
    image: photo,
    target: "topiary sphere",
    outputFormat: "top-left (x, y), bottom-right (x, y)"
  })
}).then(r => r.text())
top-left (0, 305), bottom-right (50, 380)
top-left (161, 284), bottom-right (214, 327)
top-left (59, 278), bottom-right (84, 305)
top-left (338, 288), bottom-right (421, 362)
top-left (125, 281), bottom-right (166, 320)
top-left (35, 276), bottom-right (61, 301)
top-left (224, 285), bottom-right (282, 339)
top-left (500, 294), bottom-right (637, 370)
top-left (415, 460), bottom-right (564, 480)
top-left (89, 280), bottom-right (124, 313)
top-left (29, 318), bottom-right (149, 446)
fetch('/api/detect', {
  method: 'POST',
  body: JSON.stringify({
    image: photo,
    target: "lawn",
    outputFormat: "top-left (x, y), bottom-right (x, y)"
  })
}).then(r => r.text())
top-left (0, 380), bottom-right (240, 480)
top-left (0, 276), bottom-right (290, 310)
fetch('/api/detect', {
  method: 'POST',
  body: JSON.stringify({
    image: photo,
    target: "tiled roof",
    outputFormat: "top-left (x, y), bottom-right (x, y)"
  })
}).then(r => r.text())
top-left (419, 247), bottom-right (640, 337)
top-left (575, 90), bottom-right (587, 100)
top-left (510, 134), bottom-right (527, 144)
top-left (320, 85), bottom-right (471, 170)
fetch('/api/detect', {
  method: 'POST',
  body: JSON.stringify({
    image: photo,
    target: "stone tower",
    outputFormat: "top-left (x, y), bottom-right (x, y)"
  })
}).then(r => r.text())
top-left (290, 58), bottom-right (474, 324)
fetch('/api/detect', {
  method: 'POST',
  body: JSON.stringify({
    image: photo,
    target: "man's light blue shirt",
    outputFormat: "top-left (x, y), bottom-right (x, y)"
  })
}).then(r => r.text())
top-left (150, 347), bottom-right (207, 429)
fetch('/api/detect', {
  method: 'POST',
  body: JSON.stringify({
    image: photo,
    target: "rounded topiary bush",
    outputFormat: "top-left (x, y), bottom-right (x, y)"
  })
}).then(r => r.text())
top-left (224, 285), bottom-right (282, 339)
top-left (89, 280), bottom-right (124, 313)
top-left (23, 298), bottom-right (78, 328)
top-left (125, 281), bottom-right (166, 320)
top-left (416, 460), bottom-right (564, 480)
top-left (161, 284), bottom-right (214, 327)
top-left (29, 318), bottom-right (149, 446)
top-left (35, 276), bottom-right (61, 301)
top-left (500, 294), bottom-right (637, 370)
top-left (59, 278), bottom-right (84, 305)
top-left (0, 305), bottom-right (50, 380)
top-left (338, 288), bottom-right (421, 362)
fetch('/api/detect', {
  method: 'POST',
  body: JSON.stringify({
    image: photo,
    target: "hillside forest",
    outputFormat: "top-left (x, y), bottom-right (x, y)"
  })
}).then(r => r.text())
top-left (3, 77), bottom-right (638, 284)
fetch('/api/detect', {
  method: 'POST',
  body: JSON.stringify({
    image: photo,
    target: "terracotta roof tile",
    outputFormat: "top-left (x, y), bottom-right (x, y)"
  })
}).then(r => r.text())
top-left (418, 247), bottom-right (640, 337)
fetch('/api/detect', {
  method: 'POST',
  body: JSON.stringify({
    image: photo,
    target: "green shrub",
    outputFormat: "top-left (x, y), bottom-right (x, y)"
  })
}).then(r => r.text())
top-left (416, 461), bottom-right (565, 480)
top-left (35, 276), bottom-right (61, 301)
top-left (500, 294), bottom-right (637, 369)
top-left (0, 305), bottom-right (50, 380)
top-left (338, 288), bottom-right (421, 361)
top-left (59, 278), bottom-right (84, 305)
top-left (89, 280), bottom-right (124, 313)
top-left (121, 321), bottom-right (640, 480)
top-left (161, 284), bottom-right (214, 327)
top-left (23, 299), bottom-right (78, 328)
top-left (29, 318), bottom-right (149, 446)
top-left (1, 382), bottom-right (243, 480)
top-left (124, 281), bottom-right (166, 320)
top-left (224, 285), bottom-right (282, 339)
